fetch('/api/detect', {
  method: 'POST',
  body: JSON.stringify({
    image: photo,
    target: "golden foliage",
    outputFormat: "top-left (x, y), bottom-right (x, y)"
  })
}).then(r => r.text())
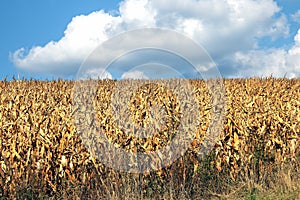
top-left (0, 78), bottom-right (299, 198)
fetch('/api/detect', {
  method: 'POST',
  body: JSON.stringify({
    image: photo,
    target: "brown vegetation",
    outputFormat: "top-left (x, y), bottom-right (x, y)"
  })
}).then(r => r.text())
top-left (0, 78), bottom-right (299, 199)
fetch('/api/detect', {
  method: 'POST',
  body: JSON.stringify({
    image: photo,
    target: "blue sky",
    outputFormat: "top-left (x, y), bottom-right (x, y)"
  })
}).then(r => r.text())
top-left (0, 0), bottom-right (300, 80)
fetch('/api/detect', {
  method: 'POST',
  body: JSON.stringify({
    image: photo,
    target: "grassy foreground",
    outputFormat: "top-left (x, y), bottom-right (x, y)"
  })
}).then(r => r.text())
top-left (0, 78), bottom-right (299, 199)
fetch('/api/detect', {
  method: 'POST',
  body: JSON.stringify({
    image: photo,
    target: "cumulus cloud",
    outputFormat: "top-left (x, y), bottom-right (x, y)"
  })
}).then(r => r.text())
top-left (233, 29), bottom-right (300, 78)
top-left (119, 0), bottom-right (157, 28)
top-left (80, 68), bottom-right (112, 80)
top-left (152, 0), bottom-right (289, 56)
top-left (12, 10), bottom-right (121, 75)
top-left (11, 0), bottom-right (296, 78)
top-left (121, 70), bottom-right (149, 79)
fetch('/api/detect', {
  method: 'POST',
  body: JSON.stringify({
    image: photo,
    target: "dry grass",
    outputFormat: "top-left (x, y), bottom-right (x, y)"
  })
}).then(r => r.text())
top-left (0, 77), bottom-right (299, 199)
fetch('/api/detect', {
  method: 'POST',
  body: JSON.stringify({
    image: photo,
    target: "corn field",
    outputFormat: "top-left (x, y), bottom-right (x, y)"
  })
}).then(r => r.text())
top-left (0, 78), bottom-right (299, 199)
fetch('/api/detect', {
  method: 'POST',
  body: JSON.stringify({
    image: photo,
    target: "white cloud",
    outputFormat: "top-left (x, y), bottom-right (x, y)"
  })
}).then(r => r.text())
top-left (12, 10), bottom-right (121, 75)
top-left (81, 68), bottom-right (112, 80)
top-left (234, 49), bottom-right (288, 77)
top-left (121, 70), bottom-right (149, 79)
top-left (234, 29), bottom-right (300, 78)
top-left (12, 0), bottom-right (296, 78)
top-left (119, 0), bottom-right (157, 28)
top-left (152, 0), bottom-right (289, 56)
top-left (292, 10), bottom-right (300, 24)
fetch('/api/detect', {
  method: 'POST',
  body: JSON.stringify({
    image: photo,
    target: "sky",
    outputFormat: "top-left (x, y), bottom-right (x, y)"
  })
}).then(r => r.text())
top-left (0, 0), bottom-right (300, 80)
